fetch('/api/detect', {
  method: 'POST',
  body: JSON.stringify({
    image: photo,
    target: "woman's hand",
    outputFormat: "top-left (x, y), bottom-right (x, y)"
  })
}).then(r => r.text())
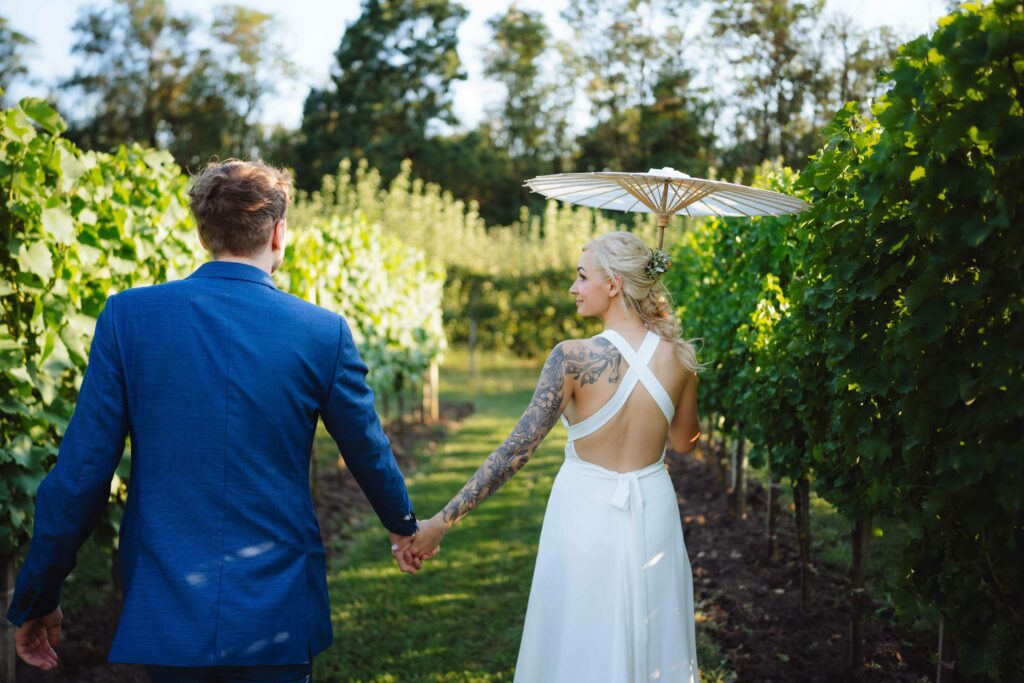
top-left (410, 513), bottom-right (447, 560)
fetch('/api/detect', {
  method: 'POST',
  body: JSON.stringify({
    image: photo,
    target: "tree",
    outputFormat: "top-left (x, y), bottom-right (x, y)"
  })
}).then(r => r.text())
top-left (0, 16), bottom-right (34, 106)
top-left (295, 0), bottom-right (468, 190)
top-left (820, 14), bottom-right (901, 112)
top-left (61, 0), bottom-right (293, 167)
top-left (708, 0), bottom-right (826, 169)
top-left (474, 4), bottom-right (577, 221)
top-left (563, 0), bottom-right (713, 174)
top-left (562, 0), bottom-right (692, 120)
top-left (575, 63), bottom-right (715, 174)
top-left (483, 6), bottom-right (570, 169)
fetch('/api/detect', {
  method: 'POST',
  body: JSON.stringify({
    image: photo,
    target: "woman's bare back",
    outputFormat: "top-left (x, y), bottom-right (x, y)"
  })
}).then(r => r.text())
top-left (561, 331), bottom-right (697, 473)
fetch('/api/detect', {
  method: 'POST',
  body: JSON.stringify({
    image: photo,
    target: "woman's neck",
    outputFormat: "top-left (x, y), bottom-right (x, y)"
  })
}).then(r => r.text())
top-left (601, 302), bottom-right (646, 337)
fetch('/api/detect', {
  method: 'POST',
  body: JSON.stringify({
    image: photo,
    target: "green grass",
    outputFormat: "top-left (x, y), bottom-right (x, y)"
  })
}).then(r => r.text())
top-left (314, 348), bottom-right (735, 682)
top-left (313, 350), bottom-right (552, 682)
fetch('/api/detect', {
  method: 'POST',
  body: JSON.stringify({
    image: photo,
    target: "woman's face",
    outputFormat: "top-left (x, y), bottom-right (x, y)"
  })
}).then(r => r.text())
top-left (569, 249), bottom-right (613, 317)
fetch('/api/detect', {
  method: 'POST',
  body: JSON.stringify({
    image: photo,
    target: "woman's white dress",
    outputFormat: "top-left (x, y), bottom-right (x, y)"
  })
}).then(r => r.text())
top-left (514, 330), bottom-right (700, 683)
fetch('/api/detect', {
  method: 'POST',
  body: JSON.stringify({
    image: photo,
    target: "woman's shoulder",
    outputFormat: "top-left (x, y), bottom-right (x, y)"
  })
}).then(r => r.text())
top-left (552, 335), bottom-right (611, 357)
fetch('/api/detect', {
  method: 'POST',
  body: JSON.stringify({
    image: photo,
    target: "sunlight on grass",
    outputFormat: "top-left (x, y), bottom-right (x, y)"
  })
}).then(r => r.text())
top-left (315, 350), bottom-right (557, 682)
top-left (315, 348), bottom-right (736, 682)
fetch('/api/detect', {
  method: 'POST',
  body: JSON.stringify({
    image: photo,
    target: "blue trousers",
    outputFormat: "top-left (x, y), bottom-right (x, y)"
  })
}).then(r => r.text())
top-left (145, 662), bottom-right (312, 683)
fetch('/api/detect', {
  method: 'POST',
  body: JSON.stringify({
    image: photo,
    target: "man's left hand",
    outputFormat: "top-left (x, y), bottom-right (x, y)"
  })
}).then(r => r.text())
top-left (388, 531), bottom-right (422, 575)
top-left (14, 606), bottom-right (62, 670)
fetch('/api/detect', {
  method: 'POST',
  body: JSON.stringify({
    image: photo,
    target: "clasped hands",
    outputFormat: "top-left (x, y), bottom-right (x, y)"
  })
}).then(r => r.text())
top-left (388, 514), bottom-right (447, 575)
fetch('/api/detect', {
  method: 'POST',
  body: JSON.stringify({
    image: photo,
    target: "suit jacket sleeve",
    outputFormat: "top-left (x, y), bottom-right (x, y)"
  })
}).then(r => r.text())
top-left (321, 317), bottom-right (417, 536)
top-left (6, 295), bottom-right (129, 627)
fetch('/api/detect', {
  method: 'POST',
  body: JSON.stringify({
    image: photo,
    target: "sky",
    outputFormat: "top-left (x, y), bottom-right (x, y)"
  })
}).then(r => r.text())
top-left (4, 0), bottom-right (949, 131)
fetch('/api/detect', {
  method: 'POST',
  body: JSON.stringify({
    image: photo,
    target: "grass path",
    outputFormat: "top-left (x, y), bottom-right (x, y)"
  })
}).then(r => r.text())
top-left (313, 351), bottom-right (731, 682)
top-left (314, 352), bottom-right (562, 682)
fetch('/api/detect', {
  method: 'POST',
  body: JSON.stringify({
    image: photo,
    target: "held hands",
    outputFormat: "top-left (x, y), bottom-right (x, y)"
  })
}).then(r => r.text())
top-left (388, 514), bottom-right (446, 575)
top-left (409, 514), bottom-right (446, 560)
top-left (14, 606), bottom-right (62, 670)
top-left (389, 531), bottom-right (423, 575)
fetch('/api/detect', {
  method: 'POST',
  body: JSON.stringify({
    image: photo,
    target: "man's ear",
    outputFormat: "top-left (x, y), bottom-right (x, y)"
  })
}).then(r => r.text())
top-left (271, 219), bottom-right (286, 251)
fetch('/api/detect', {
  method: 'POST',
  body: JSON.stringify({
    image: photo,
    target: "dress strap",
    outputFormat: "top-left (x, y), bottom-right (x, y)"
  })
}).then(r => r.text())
top-left (597, 330), bottom-right (676, 424)
top-left (563, 330), bottom-right (676, 441)
top-left (564, 370), bottom-right (641, 441)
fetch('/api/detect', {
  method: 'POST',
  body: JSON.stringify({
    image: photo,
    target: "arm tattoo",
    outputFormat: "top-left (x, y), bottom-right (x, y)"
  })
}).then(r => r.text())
top-left (441, 345), bottom-right (569, 526)
top-left (440, 340), bottom-right (624, 527)
top-left (563, 337), bottom-right (622, 385)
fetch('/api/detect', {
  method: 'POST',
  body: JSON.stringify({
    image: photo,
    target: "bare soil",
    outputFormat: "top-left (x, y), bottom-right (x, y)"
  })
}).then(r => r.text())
top-left (667, 443), bottom-right (934, 683)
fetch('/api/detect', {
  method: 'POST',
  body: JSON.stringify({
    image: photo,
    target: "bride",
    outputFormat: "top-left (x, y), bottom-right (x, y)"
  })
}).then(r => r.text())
top-left (411, 231), bottom-right (702, 682)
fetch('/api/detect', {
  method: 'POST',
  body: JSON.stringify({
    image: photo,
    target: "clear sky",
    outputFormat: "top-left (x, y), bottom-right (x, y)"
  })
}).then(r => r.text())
top-left (4, 0), bottom-right (949, 131)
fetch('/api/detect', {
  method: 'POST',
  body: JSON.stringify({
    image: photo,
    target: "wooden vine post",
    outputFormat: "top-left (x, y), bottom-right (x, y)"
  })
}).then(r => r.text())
top-left (765, 456), bottom-right (780, 562)
top-left (792, 475), bottom-right (812, 610)
top-left (936, 614), bottom-right (956, 683)
top-left (847, 514), bottom-right (873, 676)
top-left (468, 286), bottom-right (480, 377)
top-left (1, 553), bottom-right (14, 683)
top-left (728, 426), bottom-right (747, 520)
top-left (735, 432), bottom-right (747, 519)
top-left (422, 360), bottom-right (439, 423)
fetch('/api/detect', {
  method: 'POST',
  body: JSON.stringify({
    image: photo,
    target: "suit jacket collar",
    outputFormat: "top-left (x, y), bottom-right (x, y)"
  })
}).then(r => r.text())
top-left (189, 261), bottom-right (277, 289)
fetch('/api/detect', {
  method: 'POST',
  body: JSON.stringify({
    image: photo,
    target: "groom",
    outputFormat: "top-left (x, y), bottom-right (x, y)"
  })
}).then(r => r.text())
top-left (7, 159), bottom-right (423, 681)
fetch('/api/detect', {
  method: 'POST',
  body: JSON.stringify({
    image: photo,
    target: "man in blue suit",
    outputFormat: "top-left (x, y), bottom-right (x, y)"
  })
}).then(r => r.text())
top-left (7, 159), bottom-right (424, 681)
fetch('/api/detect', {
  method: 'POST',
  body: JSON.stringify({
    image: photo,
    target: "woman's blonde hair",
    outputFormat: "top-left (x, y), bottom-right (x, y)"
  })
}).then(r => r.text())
top-left (583, 231), bottom-right (704, 373)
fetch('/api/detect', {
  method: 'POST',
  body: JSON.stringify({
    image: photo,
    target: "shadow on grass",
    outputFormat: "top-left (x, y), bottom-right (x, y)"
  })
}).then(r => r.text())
top-left (314, 352), bottom-right (552, 682)
top-left (315, 349), bottom-right (733, 682)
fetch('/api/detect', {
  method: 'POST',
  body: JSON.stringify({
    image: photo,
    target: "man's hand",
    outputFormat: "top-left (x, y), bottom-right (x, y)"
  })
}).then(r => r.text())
top-left (388, 531), bottom-right (422, 575)
top-left (14, 606), bottom-right (62, 670)
top-left (408, 514), bottom-right (446, 560)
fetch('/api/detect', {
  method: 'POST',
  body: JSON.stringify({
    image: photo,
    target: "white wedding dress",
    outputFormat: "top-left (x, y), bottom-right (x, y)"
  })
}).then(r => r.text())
top-left (514, 330), bottom-right (700, 683)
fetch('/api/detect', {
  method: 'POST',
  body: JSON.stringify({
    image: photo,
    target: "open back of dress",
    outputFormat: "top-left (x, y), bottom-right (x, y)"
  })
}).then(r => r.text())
top-left (514, 330), bottom-right (700, 683)
top-left (562, 329), bottom-right (676, 469)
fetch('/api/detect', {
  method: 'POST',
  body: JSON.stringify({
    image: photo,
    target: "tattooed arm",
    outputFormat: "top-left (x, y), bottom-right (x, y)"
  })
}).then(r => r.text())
top-left (444, 343), bottom-right (574, 525)
top-left (408, 343), bottom-right (577, 556)
top-left (408, 339), bottom-right (623, 558)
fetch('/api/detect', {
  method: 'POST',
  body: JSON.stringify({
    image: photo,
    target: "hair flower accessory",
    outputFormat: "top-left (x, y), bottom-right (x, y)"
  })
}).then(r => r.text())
top-left (645, 248), bottom-right (671, 280)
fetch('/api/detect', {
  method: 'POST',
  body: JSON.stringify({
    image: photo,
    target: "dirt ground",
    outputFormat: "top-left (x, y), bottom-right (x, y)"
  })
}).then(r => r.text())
top-left (667, 444), bottom-right (935, 683)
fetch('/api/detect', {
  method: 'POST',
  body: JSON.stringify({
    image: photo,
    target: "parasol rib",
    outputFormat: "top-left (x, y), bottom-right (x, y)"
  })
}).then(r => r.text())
top-left (712, 191), bottom-right (796, 214)
top-left (537, 184), bottom-right (636, 203)
top-left (669, 186), bottom-right (717, 214)
top-left (617, 179), bottom-right (661, 213)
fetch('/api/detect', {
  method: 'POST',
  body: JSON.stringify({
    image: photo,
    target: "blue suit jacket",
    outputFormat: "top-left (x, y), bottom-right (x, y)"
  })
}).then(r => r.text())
top-left (6, 261), bottom-right (418, 665)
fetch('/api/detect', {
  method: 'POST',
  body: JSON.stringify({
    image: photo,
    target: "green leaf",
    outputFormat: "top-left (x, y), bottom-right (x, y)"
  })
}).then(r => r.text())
top-left (58, 145), bottom-right (86, 192)
top-left (2, 108), bottom-right (35, 143)
top-left (16, 241), bottom-right (54, 281)
top-left (41, 205), bottom-right (75, 245)
top-left (19, 98), bottom-right (66, 134)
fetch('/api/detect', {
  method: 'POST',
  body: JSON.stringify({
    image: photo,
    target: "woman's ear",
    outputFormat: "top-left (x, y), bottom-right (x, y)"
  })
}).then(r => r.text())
top-left (607, 274), bottom-right (622, 299)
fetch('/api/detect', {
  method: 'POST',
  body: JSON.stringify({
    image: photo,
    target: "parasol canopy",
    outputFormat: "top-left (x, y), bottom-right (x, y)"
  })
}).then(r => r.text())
top-left (524, 167), bottom-right (809, 248)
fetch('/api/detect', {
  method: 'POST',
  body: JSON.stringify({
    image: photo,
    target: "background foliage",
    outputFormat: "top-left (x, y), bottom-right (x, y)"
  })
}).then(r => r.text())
top-left (667, 2), bottom-right (1023, 678)
top-left (0, 96), bottom-right (201, 555)
top-left (0, 98), bottom-right (446, 562)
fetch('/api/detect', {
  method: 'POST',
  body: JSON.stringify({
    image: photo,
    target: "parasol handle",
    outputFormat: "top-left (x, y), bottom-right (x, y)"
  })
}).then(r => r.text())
top-left (656, 214), bottom-right (670, 249)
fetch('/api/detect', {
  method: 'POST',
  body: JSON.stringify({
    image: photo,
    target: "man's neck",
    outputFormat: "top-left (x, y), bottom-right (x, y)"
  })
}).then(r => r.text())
top-left (212, 253), bottom-right (274, 275)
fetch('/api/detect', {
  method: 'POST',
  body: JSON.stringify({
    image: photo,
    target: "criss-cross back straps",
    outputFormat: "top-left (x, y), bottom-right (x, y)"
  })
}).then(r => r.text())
top-left (599, 329), bottom-right (676, 423)
top-left (561, 330), bottom-right (675, 442)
